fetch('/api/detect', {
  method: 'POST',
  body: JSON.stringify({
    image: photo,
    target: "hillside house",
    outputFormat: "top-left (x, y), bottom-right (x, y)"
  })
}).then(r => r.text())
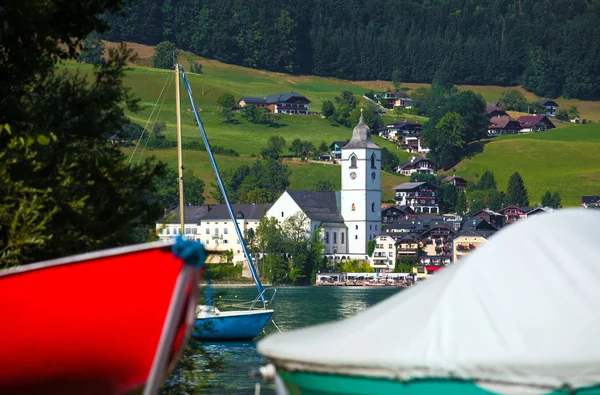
top-left (517, 115), bottom-right (556, 133)
top-left (396, 157), bottom-right (436, 176)
top-left (377, 121), bottom-right (422, 141)
top-left (442, 175), bottom-right (468, 190)
top-left (329, 140), bottom-right (349, 159)
top-left (453, 231), bottom-right (489, 262)
top-left (473, 209), bottom-right (504, 228)
top-left (488, 116), bottom-right (522, 137)
top-left (393, 182), bottom-right (439, 214)
top-left (486, 106), bottom-right (508, 118)
top-left (238, 92), bottom-right (311, 115)
top-left (499, 205), bottom-right (532, 224)
top-left (581, 195), bottom-right (600, 208)
top-left (461, 217), bottom-right (498, 233)
top-left (382, 205), bottom-right (411, 223)
top-left (373, 91), bottom-right (413, 109)
top-left (539, 98), bottom-right (559, 117)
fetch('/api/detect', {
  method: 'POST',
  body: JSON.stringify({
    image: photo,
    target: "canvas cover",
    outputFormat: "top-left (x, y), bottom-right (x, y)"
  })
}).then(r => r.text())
top-left (258, 209), bottom-right (600, 392)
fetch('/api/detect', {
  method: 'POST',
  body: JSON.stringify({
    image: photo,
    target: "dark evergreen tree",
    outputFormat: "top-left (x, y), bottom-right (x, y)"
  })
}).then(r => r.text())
top-left (505, 172), bottom-right (529, 207)
top-left (477, 171), bottom-right (497, 190)
top-left (152, 41), bottom-right (177, 69)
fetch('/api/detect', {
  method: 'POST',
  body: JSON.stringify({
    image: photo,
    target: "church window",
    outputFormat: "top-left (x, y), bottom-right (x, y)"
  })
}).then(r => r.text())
top-left (350, 154), bottom-right (357, 169)
top-left (370, 225), bottom-right (372, 230)
top-left (325, 232), bottom-right (330, 243)
top-left (341, 232), bottom-right (345, 244)
top-left (355, 225), bottom-right (358, 230)
top-left (333, 232), bottom-right (337, 244)
top-left (281, 211), bottom-right (284, 218)
top-left (351, 203), bottom-right (356, 211)
top-left (372, 202), bottom-right (375, 212)
top-left (355, 235), bottom-right (358, 240)
top-left (371, 153), bottom-right (376, 169)
top-left (375, 225), bottom-right (378, 230)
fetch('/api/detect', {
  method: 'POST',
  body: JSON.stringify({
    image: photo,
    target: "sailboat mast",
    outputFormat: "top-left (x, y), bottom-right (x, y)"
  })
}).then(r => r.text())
top-left (175, 64), bottom-right (185, 232)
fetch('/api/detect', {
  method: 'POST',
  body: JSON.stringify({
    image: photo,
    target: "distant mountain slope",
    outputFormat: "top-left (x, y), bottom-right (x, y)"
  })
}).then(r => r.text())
top-left (103, 0), bottom-right (600, 99)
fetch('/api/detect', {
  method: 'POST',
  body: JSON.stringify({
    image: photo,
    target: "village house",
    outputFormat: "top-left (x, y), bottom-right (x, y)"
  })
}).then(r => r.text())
top-left (461, 217), bottom-right (498, 233)
top-left (452, 231), bottom-right (489, 262)
top-left (526, 206), bottom-right (554, 218)
top-left (156, 204), bottom-right (270, 267)
top-left (581, 195), bottom-right (600, 208)
top-left (419, 224), bottom-right (455, 267)
top-left (377, 121), bottom-right (421, 141)
top-left (329, 140), bottom-right (349, 159)
top-left (485, 106), bottom-right (508, 118)
top-left (539, 98), bottom-right (559, 117)
top-left (517, 115), bottom-right (556, 133)
top-left (473, 209), bottom-right (505, 228)
top-left (499, 205), bottom-right (532, 224)
top-left (369, 234), bottom-right (396, 269)
top-left (381, 205), bottom-right (412, 223)
top-left (396, 156), bottom-right (436, 176)
top-left (396, 233), bottom-right (420, 261)
top-left (238, 92), bottom-right (311, 115)
top-left (442, 175), bottom-right (468, 190)
top-left (373, 91), bottom-right (413, 109)
top-left (488, 116), bottom-right (522, 137)
top-left (393, 182), bottom-right (440, 214)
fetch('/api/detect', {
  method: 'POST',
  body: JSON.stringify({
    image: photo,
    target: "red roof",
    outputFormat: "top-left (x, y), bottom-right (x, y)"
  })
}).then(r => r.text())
top-left (486, 106), bottom-right (507, 115)
top-left (517, 115), bottom-right (553, 128)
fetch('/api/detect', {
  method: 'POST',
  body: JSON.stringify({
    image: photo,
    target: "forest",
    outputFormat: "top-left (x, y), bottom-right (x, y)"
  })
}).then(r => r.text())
top-left (103, 0), bottom-right (600, 99)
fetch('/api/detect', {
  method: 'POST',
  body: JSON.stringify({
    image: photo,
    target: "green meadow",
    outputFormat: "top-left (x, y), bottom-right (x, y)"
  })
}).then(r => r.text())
top-left (451, 123), bottom-right (600, 207)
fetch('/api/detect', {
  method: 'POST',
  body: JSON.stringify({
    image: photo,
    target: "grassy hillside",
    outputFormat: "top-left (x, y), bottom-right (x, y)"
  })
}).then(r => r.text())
top-left (449, 123), bottom-right (600, 207)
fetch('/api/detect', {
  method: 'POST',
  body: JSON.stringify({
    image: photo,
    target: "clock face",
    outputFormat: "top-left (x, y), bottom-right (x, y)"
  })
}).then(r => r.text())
top-left (350, 172), bottom-right (357, 179)
top-left (371, 171), bottom-right (376, 180)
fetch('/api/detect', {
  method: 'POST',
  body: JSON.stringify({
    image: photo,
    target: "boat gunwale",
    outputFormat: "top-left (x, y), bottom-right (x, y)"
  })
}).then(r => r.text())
top-left (0, 239), bottom-right (175, 277)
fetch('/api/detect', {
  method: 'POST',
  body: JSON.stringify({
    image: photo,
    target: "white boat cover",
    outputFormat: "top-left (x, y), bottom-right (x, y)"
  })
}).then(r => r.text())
top-left (258, 209), bottom-right (600, 391)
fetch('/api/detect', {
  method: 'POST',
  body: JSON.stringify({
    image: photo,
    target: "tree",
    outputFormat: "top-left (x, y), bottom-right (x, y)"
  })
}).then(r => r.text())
top-left (217, 92), bottom-right (236, 122)
top-left (313, 180), bottom-right (335, 192)
top-left (367, 239), bottom-right (376, 257)
top-left (261, 136), bottom-right (286, 159)
top-left (488, 190), bottom-right (505, 211)
top-left (499, 89), bottom-right (527, 111)
top-left (505, 172), bottom-right (529, 206)
top-left (456, 191), bottom-right (467, 215)
top-left (152, 41), bottom-right (177, 69)
top-left (392, 69), bottom-right (402, 92)
top-left (322, 100), bottom-right (335, 118)
top-left (288, 139), bottom-right (315, 157)
top-left (318, 141), bottom-right (329, 154)
top-left (381, 148), bottom-right (400, 172)
top-left (541, 191), bottom-right (562, 208)
top-left (349, 102), bottom-right (383, 131)
top-left (568, 105), bottom-right (580, 120)
top-left (154, 168), bottom-right (205, 210)
top-left (77, 31), bottom-right (105, 64)
top-left (152, 120), bottom-right (166, 139)
top-left (556, 109), bottom-right (569, 121)
top-left (442, 184), bottom-right (458, 213)
top-left (476, 171), bottom-right (497, 190)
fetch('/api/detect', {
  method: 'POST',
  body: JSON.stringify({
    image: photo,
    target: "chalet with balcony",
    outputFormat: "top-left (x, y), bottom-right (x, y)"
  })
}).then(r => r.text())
top-left (419, 225), bottom-right (455, 266)
top-left (373, 91), bottom-right (413, 109)
top-left (517, 115), bottom-right (555, 133)
top-left (329, 140), bottom-right (349, 159)
top-left (488, 116), bottom-right (522, 137)
top-left (382, 205), bottom-right (413, 223)
top-left (393, 182), bottom-right (439, 214)
top-left (453, 231), bottom-right (489, 262)
top-left (581, 195), bottom-right (600, 208)
top-left (370, 234), bottom-right (397, 269)
top-left (442, 175), bottom-right (468, 190)
top-left (396, 157), bottom-right (436, 176)
top-left (461, 217), bottom-right (498, 233)
top-left (539, 98), bottom-right (559, 117)
top-left (396, 233), bottom-right (420, 260)
top-left (486, 106), bottom-right (508, 118)
top-left (473, 209), bottom-right (505, 228)
top-left (239, 92), bottom-right (311, 115)
top-left (499, 205), bottom-right (532, 224)
top-left (377, 122), bottom-right (422, 141)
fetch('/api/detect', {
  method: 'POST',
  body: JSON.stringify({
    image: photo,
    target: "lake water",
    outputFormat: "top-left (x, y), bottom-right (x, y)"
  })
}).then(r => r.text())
top-left (198, 286), bottom-right (403, 394)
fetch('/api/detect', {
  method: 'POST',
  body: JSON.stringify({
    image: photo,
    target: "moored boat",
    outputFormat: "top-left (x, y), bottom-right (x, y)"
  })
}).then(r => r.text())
top-left (0, 238), bottom-right (206, 395)
top-left (257, 210), bottom-right (600, 394)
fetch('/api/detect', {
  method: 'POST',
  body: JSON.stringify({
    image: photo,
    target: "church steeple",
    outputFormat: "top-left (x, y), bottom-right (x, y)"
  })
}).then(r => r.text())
top-left (343, 111), bottom-right (380, 150)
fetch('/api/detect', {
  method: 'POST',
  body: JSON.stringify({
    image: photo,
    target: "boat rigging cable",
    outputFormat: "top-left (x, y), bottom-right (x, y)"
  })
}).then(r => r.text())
top-left (138, 74), bottom-right (174, 164)
top-left (179, 66), bottom-right (267, 304)
top-left (128, 73), bottom-right (173, 164)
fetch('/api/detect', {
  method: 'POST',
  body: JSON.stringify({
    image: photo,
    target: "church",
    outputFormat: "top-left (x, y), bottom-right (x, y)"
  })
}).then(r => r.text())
top-left (266, 114), bottom-right (382, 260)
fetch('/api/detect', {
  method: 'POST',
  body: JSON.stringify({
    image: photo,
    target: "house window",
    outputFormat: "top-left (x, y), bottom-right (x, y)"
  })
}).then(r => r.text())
top-left (224, 240), bottom-right (228, 244)
top-left (389, 252), bottom-right (393, 257)
top-left (206, 228), bottom-right (210, 234)
top-left (371, 153), bottom-right (376, 169)
top-left (333, 232), bottom-right (337, 244)
top-left (215, 228), bottom-right (219, 235)
top-left (389, 244), bottom-right (393, 249)
top-left (205, 240), bottom-right (210, 245)
top-left (350, 154), bottom-right (357, 169)
top-left (185, 228), bottom-right (192, 234)
top-left (224, 228), bottom-right (228, 234)
top-left (341, 232), bottom-right (345, 244)
top-left (192, 228), bottom-right (197, 234)
top-left (166, 228), bottom-right (170, 235)
top-left (351, 203), bottom-right (356, 211)
top-left (325, 232), bottom-right (330, 243)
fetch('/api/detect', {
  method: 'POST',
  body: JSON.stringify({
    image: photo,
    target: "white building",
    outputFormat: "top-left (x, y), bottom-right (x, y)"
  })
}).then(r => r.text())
top-left (369, 234), bottom-right (396, 269)
top-left (268, 114), bottom-right (382, 259)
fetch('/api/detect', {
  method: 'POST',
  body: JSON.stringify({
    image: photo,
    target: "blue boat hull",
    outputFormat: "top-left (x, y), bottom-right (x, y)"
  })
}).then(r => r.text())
top-left (193, 309), bottom-right (274, 341)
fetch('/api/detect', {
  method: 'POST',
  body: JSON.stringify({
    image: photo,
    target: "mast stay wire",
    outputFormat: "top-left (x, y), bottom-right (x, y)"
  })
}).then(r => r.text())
top-left (128, 73), bottom-right (172, 165)
top-left (137, 74), bottom-right (174, 165)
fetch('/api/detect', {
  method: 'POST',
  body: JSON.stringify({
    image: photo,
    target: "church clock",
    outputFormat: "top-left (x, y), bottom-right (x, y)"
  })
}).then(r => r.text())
top-left (350, 172), bottom-right (357, 179)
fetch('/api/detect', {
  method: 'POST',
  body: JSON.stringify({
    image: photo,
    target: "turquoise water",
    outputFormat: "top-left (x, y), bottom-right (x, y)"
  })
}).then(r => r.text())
top-left (200, 286), bottom-right (402, 394)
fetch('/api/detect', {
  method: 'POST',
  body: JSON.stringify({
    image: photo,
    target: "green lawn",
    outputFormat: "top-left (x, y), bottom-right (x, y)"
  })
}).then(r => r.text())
top-left (451, 123), bottom-right (600, 207)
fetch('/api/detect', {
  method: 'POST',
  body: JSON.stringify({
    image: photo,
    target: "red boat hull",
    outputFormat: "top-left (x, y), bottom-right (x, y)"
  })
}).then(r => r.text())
top-left (0, 241), bottom-right (200, 394)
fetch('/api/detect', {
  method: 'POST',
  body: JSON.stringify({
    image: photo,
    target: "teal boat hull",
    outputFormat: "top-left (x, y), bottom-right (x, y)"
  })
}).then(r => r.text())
top-left (276, 370), bottom-right (600, 395)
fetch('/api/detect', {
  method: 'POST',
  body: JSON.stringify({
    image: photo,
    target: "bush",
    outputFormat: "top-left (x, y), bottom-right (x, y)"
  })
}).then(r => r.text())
top-left (152, 41), bottom-right (177, 70)
top-left (180, 141), bottom-right (240, 156)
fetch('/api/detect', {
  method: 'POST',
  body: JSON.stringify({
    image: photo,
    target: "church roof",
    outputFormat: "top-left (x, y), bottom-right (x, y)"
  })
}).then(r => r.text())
top-left (343, 114), bottom-right (380, 150)
top-left (287, 190), bottom-right (344, 223)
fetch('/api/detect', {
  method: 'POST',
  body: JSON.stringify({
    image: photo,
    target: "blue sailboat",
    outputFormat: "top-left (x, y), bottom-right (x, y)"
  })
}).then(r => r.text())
top-left (175, 65), bottom-right (275, 341)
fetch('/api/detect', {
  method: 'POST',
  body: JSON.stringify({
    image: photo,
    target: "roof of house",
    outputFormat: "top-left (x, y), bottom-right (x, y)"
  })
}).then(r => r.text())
top-left (385, 121), bottom-right (421, 129)
top-left (517, 115), bottom-right (555, 128)
top-left (397, 156), bottom-right (435, 170)
top-left (473, 209), bottom-right (503, 217)
top-left (500, 205), bottom-right (534, 214)
top-left (201, 203), bottom-right (271, 220)
top-left (398, 233), bottom-right (420, 242)
top-left (343, 114), bottom-right (380, 150)
top-left (330, 140), bottom-right (349, 149)
top-left (286, 190), bottom-right (344, 223)
top-left (539, 98), bottom-right (559, 106)
top-left (240, 97), bottom-right (267, 104)
top-left (461, 217), bottom-right (498, 231)
top-left (265, 92), bottom-right (311, 104)
top-left (158, 205), bottom-right (212, 224)
top-left (393, 181), bottom-right (435, 191)
top-left (454, 230), bottom-right (494, 239)
top-left (581, 195), bottom-right (600, 204)
top-left (489, 115), bottom-right (522, 129)
top-left (485, 106), bottom-right (508, 115)
top-left (488, 101), bottom-right (500, 107)
top-left (442, 175), bottom-right (467, 183)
